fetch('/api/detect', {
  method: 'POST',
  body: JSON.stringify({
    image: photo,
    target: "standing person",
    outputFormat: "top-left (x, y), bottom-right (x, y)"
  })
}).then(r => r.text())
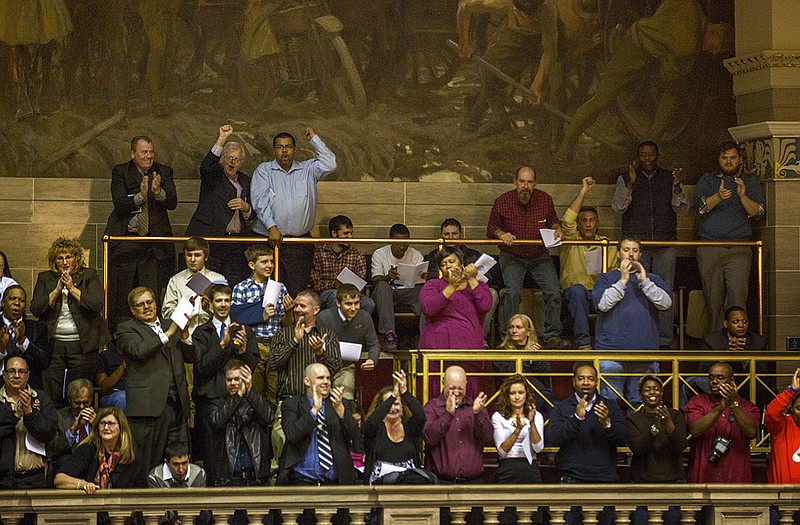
top-left (250, 128), bottom-right (337, 296)
top-left (185, 124), bottom-right (254, 286)
top-left (766, 368), bottom-right (800, 484)
top-left (1, 285), bottom-right (51, 391)
top-left (0, 355), bottom-right (58, 489)
top-left (592, 238), bottom-right (671, 406)
top-left (31, 237), bottom-right (110, 407)
top-left (486, 166), bottom-right (565, 347)
top-left (685, 362), bottom-right (759, 483)
top-left (612, 141), bottom-right (687, 349)
top-left (560, 177), bottom-right (618, 350)
top-left (625, 375), bottom-right (686, 525)
top-left (546, 363), bottom-right (629, 525)
top-left (116, 287), bottom-right (196, 470)
top-left (104, 135), bottom-right (177, 331)
top-left (693, 141), bottom-right (766, 331)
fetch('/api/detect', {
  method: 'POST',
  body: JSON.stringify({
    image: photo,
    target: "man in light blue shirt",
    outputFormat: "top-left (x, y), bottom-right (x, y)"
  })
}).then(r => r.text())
top-left (250, 128), bottom-right (337, 296)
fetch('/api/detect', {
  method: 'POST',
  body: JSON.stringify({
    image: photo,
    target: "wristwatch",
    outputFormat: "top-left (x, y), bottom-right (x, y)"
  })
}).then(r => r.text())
top-left (731, 401), bottom-right (739, 408)
top-left (650, 424), bottom-right (659, 436)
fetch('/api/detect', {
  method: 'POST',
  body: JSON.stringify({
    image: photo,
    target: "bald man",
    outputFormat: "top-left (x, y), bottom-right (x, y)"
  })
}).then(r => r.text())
top-left (422, 366), bottom-right (493, 483)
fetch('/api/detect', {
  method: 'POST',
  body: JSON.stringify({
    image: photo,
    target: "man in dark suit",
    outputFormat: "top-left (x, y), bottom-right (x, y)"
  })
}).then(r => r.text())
top-left (1, 285), bottom-right (50, 391)
top-left (104, 135), bottom-right (178, 331)
top-left (278, 362), bottom-right (358, 486)
top-left (48, 379), bottom-right (95, 462)
top-left (185, 124), bottom-right (253, 285)
top-left (116, 286), bottom-right (195, 470)
top-left (192, 284), bottom-right (260, 482)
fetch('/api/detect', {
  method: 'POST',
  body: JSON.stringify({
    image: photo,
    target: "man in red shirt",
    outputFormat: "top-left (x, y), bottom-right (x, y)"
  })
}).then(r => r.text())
top-left (487, 166), bottom-right (565, 347)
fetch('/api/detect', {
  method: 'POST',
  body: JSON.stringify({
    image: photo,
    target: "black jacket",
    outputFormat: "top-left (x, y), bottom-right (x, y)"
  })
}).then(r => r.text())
top-left (185, 150), bottom-right (252, 237)
top-left (192, 321), bottom-right (260, 402)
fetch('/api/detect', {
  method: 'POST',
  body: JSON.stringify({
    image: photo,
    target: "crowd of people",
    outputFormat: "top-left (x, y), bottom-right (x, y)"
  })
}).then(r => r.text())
top-left (0, 122), bottom-right (790, 525)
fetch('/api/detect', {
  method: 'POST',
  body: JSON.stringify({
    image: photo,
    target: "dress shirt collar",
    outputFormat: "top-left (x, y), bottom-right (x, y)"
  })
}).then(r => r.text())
top-left (162, 462), bottom-right (190, 483)
top-left (573, 391), bottom-right (597, 411)
top-left (212, 316), bottom-right (232, 333)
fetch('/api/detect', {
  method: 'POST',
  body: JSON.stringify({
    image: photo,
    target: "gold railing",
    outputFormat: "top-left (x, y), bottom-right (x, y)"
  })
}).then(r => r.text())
top-left (407, 349), bottom-right (792, 453)
top-left (1, 485), bottom-right (798, 524)
top-left (101, 236), bottom-right (764, 333)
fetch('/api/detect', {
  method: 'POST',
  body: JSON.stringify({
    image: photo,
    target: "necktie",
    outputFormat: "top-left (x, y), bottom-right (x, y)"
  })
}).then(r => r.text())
top-left (219, 322), bottom-right (226, 340)
top-left (317, 411), bottom-right (333, 471)
top-left (137, 177), bottom-right (149, 236)
top-left (77, 424), bottom-right (88, 443)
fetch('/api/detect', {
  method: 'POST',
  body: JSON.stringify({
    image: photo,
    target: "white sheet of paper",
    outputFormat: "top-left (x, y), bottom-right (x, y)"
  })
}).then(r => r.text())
top-left (336, 267), bottom-right (367, 292)
top-left (475, 253), bottom-right (497, 283)
top-left (262, 279), bottom-right (283, 308)
top-left (170, 297), bottom-right (194, 330)
top-left (584, 249), bottom-right (603, 275)
top-left (25, 433), bottom-right (46, 456)
top-left (540, 229), bottom-right (562, 248)
top-left (339, 342), bottom-right (363, 362)
top-left (396, 261), bottom-right (429, 287)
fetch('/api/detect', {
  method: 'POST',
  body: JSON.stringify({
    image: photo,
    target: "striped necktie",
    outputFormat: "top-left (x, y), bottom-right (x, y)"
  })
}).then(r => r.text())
top-left (317, 411), bottom-right (333, 471)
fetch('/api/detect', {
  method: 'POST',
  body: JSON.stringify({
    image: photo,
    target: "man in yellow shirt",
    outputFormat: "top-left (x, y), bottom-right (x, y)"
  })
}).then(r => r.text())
top-left (560, 177), bottom-right (618, 350)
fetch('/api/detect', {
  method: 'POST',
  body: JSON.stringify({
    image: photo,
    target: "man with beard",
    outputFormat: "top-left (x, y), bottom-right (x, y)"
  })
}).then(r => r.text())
top-left (592, 238), bottom-right (671, 405)
top-left (685, 362), bottom-right (759, 483)
top-left (693, 141), bottom-right (765, 331)
top-left (487, 166), bottom-right (565, 346)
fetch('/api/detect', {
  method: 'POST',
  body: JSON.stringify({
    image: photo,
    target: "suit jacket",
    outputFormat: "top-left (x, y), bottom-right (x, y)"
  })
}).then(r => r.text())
top-left (192, 320), bottom-right (260, 402)
top-left (48, 405), bottom-right (89, 460)
top-left (185, 150), bottom-right (252, 237)
top-left (278, 392), bottom-right (359, 485)
top-left (103, 160), bottom-right (177, 260)
top-left (3, 317), bottom-right (51, 390)
top-left (115, 318), bottom-right (192, 419)
top-left (703, 329), bottom-right (767, 351)
top-left (30, 268), bottom-right (111, 354)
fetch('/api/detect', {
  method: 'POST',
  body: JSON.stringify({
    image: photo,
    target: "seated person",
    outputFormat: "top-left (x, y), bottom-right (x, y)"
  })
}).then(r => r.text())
top-left (492, 374), bottom-right (545, 483)
top-left (2, 285), bottom-right (51, 390)
top-left (317, 283), bottom-right (380, 401)
top-left (147, 441), bottom-right (207, 488)
top-left (364, 370), bottom-right (426, 485)
top-left (55, 407), bottom-right (147, 492)
top-left (310, 215), bottom-right (374, 313)
top-left (560, 178), bottom-right (618, 350)
top-left (423, 218), bottom-right (501, 342)
top-left (371, 223), bottom-right (426, 351)
top-left (96, 344), bottom-right (127, 411)
top-left (50, 379), bottom-right (95, 461)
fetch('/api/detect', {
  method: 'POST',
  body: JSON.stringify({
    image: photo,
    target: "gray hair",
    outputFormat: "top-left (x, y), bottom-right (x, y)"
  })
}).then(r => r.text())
top-left (68, 378), bottom-right (94, 401)
top-left (222, 142), bottom-right (245, 159)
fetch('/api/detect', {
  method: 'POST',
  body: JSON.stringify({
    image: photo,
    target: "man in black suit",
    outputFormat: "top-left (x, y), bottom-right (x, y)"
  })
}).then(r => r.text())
top-left (192, 284), bottom-right (260, 482)
top-left (185, 124), bottom-right (253, 285)
top-left (116, 286), bottom-right (195, 470)
top-left (104, 136), bottom-right (178, 331)
top-left (278, 362), bottom-right (358, 486)
top-left (1, 285), bottom-right (50, 391)
top-left (48, 378), bottom-right (95, 461)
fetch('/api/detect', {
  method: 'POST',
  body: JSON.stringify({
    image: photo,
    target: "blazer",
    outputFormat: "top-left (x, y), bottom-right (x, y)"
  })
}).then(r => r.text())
top-left (278, 392), bottom-right (359, 485)
top-left (103, 160), bottom-right (177, 260)
top-left (30, 268), bottom-right (111, 354)
top-left (48, 405), bottom-right (86, 460)
top-left (115, 318), bottom-right (193, 419)
top-left (703, 329), bottom-right (767, 352)
top-left (185, 150), bottom-right (252, 237)
top-left (57, 442), bottom-right (147, 488)
top-left (3, 318), bottom-right (51, 390)
top-left (192, 320), bottom-right (260, 402)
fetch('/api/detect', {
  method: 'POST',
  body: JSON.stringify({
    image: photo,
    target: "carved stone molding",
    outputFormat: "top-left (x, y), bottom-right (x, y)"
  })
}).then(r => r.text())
top-left (724, 50), bottom-right (800, 75)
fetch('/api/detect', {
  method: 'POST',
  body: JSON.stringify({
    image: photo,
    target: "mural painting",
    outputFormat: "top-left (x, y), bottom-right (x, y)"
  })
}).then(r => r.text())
top-left (0, 0), bottom-right (735, 183)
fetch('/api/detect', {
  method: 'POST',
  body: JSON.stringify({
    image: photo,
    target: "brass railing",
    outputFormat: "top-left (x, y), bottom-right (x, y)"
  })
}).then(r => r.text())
top-left (1, 485), bottom-right (797, 524)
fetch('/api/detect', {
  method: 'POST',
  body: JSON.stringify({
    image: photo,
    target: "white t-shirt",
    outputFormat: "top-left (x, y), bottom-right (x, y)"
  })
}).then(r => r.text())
top-left (370, 245), bottom-right (423, 289)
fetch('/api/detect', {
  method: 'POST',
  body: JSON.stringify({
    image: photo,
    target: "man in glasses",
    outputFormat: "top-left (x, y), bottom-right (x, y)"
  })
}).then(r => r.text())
top-left (0, 355), bottom-right (58, 489)
top-left (116, 287), bottom-right (196, 470)
top-left (186, 124), bottom-right (254, 286)
top-left (685, 361), bottom-right (759, 483)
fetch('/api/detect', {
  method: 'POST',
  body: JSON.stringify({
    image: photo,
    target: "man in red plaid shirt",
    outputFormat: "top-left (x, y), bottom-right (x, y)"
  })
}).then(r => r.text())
top-left (487, 166), bottom-right (566, 348)
top-left (310, 215), bottom-right (375, 313)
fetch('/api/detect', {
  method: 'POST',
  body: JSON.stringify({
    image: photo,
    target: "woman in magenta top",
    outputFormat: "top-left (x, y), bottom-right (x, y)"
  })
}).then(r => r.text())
top-left (419, 246), bottom-right (493, 350)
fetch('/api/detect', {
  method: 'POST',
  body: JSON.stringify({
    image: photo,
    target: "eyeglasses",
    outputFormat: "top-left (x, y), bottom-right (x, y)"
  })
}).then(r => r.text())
top-left (4, 369), bottom-right (29, 377)
top-left (132, 299), bottom-right (155, 309)
top-left (98, 421), bottom-right (118, 429)
top-left (224, 156), bottom-right (243, 164)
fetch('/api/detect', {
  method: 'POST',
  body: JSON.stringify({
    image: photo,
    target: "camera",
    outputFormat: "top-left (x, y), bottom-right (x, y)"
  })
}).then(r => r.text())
top-left (708, 436), bottom-right (732, 464)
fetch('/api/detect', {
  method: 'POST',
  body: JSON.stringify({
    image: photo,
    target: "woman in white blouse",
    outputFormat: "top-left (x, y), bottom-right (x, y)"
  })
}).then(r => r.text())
top-left (491, 373), bottom-right (545, 483)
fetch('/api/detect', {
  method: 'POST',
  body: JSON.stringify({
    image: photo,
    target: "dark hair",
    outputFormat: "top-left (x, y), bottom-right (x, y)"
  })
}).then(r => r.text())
top-left (164, 441), bottom-right (189, 461)
top-left (724, 305), bottom-right (748, 322)
top-left (617, 236), bottom-right (641, 251)
top-left (273, 132), bottom-right (296, 148)
top-left (435, 246), bottom-right (464, 270)
top-left (440, 218), bottom-right (462, 232)
top-left (573, 361), bottom-right (598, 376)
top-left (637, 141), bottom-right (659, 155)
top-left (0, 250), bottom-right (13, 279)
top-left (708, 361), bottom-right (734, 376)
top-left (578, 205), bottom-right (598, 217)
top-left (336, 283), bottom-right (360, 303)
top-left (496, 374), bottom-right (535, 418)
top-left (718, 140), bottom-right (740, 156)
top-left (225, 358), bottom-right (247, 373)
top-left (184, 236), bottom-right (210, 258)
top-left (3, 353), bottom-right (28, 374)
top-left (244, 243), bottom-right (274, 263)
top-left (329, 215), bottom-right (353, 235)
top-left (512, 0), bottom-right (542, 16)
top-left (637, 374), bottom-right (662, 394)
top-left (389, 223), bottom-right (410, 237)
top-left (207, 284), bottom-right (232, 301)
top-left (2, 284), bottom-right (25, 303)
top-left (130, 135), bottom-right (153, 151)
